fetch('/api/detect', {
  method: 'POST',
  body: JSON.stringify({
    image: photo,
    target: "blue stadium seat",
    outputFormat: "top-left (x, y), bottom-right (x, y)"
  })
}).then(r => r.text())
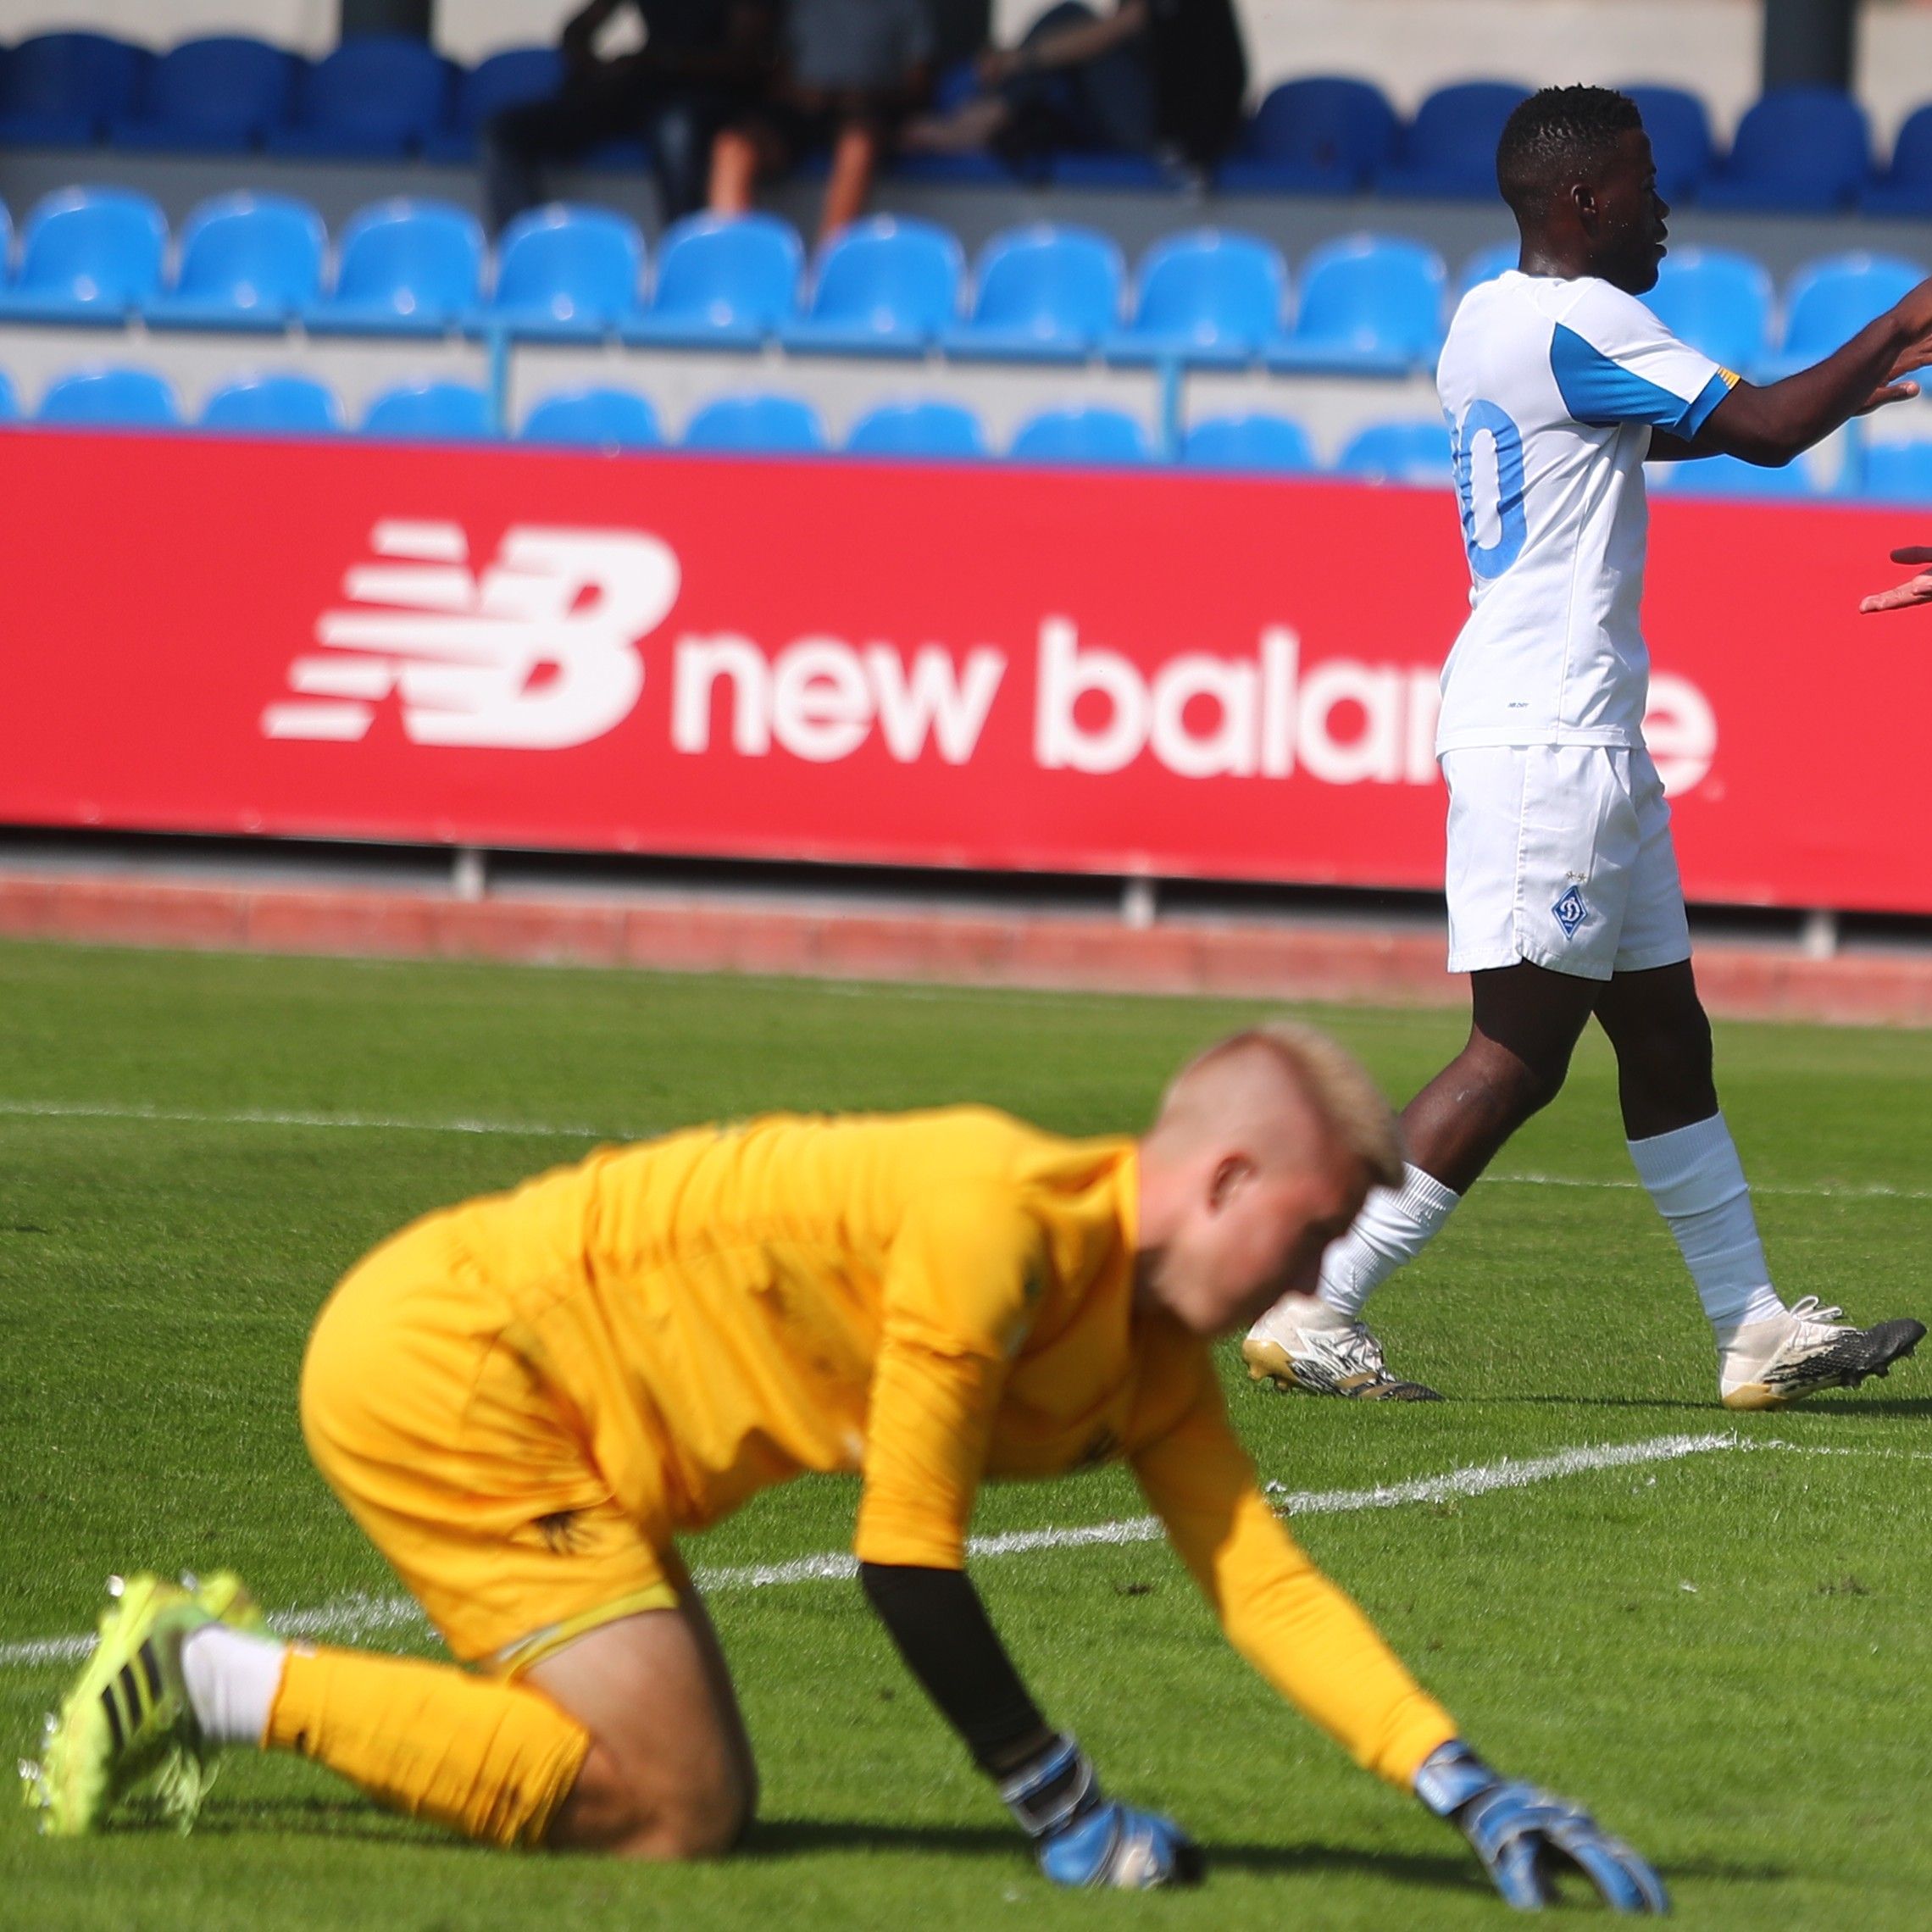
top-left (682, 393), bottom-right (827, 452)
top-left (1644, 247), bottom-right (1774, 374)
top-left (1768, 252), bottom-right (1927, 377)
top-left (1181, 413), bottom-right (1316, 472)
top-left (1456, 240), bottom-right (1518, 297)
top-left (1268, 234), bottom-right (1446, 375)
top-left (111, 37), bottom-right (298, 153)
top-left (1010, 406), bottom-right (1152, 464)
top-left (1105, 229), bottom-right (1286, 366)
top-left (1658, 453), bottom-right (1818, 498)
top-left (146, 192), bottom-right (326, 330)
top-left (0, 200), bottom-right (13, 282)
top-left (1861, 103), bottom-right (1932, 217)
top-left (1618, 84), bottom-right (1714, 203)
top-left (0, 31), bottom-right (151, 146)
top-left (520, 386), bottom-right (662, 450)
top-left (847, 399), bottom-right (987, 458)
top-left (36, 365), bottom-right (179, 426)
top-left (625, 213), bottom-right (802, 347)
top-left (362, 380), bottom-right (494, 440)
top-left (1336, 419), bottom-right (1452, 486)
top-left (1701, 86), bottom-right (1869, 211)
top-left (1048, 153), bottom-right (1171, 190)
top-left (942, 225), bottom-right (1122, 361)
top-left (484, 204), bottom-right (643, 339)
top-left (266, 35), bottom-right (454, 158)
top-left (0, 368), bottom-right (18, 420)
top-left (1218, 77), bottom-right (1399, 194)
top-left (307, 199), bottom-right (486, 335)
top-left (422, 47), bottom-right (564, 164)
top-left (1859, 439), bottom-right (1932, 502)
top-left (780, 217), bottom-right (963, 355)
top-left (0, 187), bottom-right (166, 323)
top-left (1376, 81), bottom-right (1530, 198)
top-left (201, 372), bottom-right (344, 433)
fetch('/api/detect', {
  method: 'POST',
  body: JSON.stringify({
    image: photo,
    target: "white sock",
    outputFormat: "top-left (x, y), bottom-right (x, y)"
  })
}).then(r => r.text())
top-left (1316, 1163), bottom-right (1462, 1319)
top-left (180, 1623), bottom-right (288, 1748)
top-left (1626, 1113), bottom-right (1785, 1340)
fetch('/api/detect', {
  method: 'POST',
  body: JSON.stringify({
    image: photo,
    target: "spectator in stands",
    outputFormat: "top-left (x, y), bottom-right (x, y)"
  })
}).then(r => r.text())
top-left (901, 0), bottom-right (1246, 177)
top-left (484, 0), bottom-right (775, 229)
top-left (708, 0), bottom-right (935, 243)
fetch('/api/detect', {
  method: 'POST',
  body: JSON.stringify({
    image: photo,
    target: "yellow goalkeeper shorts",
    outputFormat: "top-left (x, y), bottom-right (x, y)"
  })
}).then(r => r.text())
top-left (299, 1216), bottom-right (682, 1677)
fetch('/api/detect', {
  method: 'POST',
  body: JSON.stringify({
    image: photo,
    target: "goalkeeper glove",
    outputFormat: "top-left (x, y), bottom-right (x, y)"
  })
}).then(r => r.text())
top-left (997, 1732), bottom-right (1202, 1890)
top-left (1414, 1740), bottom-right (1668, 1914)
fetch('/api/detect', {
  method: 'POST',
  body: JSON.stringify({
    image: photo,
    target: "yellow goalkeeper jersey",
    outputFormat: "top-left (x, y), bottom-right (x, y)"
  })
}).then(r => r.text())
top-left (428, 1105), bottom-right (1456, 1786)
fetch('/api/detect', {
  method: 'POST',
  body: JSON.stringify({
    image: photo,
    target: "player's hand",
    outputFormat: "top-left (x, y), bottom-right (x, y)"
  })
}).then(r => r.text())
top-left (1885, 276), bottom-right (1932, 378)
top-left (998, 1733), bottom-right (1203, 1889)
top-left (1414, 1740), bottom-right (1668, 1914)
top-left (1856, 377), bottom-right (1920, 416)
top-left (1860, 546), bottom-right (1932, 613)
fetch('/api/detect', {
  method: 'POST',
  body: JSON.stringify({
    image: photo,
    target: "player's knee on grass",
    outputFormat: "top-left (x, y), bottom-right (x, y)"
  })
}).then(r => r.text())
top-left (555, 1729), bottom-right (754, 1860)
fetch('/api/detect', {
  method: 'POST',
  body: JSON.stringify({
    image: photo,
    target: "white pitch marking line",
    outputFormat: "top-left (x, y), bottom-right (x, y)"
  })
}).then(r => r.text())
top-left (0, 1430), bottom-right (1740, 1673)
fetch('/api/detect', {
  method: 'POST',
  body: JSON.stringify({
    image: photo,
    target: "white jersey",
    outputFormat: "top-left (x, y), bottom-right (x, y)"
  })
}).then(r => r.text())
top-left (1433, 270), bottom-right (1733, 754)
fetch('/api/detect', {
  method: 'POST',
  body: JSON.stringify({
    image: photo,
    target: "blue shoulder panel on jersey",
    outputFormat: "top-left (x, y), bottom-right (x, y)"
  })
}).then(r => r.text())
top-left (1550, 322), bottom-right (1707, 433)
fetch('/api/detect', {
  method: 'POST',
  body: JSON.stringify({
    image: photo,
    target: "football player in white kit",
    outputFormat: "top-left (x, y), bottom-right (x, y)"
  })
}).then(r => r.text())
top-left (1247, 85), bottom-right (1929, 1407)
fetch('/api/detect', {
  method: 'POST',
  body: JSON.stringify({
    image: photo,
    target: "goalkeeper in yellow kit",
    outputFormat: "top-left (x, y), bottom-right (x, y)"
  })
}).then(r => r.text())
top-left (26, 1022), bottom-right (1664, 1911)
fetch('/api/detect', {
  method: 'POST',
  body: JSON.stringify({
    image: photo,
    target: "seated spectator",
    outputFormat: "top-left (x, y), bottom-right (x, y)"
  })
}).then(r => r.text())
top-left (485, 0), bottom-right (775, 229)
top-left (709, 0), bottom-right (934, 243)
top-left (902, 0), bottom-right (1246, 176)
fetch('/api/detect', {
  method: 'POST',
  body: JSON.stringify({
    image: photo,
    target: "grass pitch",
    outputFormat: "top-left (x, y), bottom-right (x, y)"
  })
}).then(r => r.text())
top-left (2, 938), bottom-right (1929, 1930)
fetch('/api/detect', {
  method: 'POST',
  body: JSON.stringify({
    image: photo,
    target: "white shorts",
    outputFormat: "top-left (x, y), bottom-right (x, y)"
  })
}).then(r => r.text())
top-left (1441, 744), bottom-right (1690, 982)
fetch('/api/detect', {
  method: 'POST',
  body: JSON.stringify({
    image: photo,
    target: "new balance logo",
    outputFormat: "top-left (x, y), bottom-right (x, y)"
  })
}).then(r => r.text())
top-left (262, 520), bottom-right (680, 748)
top-left (1552, 886), bottom-right (1587, 938)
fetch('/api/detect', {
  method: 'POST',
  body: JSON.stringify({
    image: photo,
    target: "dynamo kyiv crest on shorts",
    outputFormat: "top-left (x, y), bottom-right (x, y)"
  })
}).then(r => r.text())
top-left (1552, 886), bottom-right (1587, 938)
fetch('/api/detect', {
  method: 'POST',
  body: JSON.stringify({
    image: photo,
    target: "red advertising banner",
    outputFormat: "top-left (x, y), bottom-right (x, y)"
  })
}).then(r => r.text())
top-left (0, 430), bottom-right (1922, 912)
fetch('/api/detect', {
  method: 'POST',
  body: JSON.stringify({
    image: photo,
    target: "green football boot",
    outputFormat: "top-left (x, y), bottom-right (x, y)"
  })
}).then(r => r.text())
top-left (20, 1569), bottom-right (261, 1836)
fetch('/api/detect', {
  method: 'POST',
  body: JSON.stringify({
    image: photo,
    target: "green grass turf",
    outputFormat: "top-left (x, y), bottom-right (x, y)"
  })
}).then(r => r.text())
top-left (2, 937), bottom-right (1929, 1929)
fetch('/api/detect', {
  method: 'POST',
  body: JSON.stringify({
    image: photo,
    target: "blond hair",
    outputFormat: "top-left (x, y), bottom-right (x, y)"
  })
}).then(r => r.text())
top-left (1164, 1019), bottom-right (1405, 1188)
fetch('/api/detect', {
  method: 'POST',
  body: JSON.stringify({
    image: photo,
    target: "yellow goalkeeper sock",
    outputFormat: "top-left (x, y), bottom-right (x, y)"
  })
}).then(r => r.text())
top-left (264, 1646), bottom-right (591, 1848)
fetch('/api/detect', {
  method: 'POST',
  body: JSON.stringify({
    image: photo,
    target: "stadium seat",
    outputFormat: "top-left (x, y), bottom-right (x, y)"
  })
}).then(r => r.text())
top-left (0, 200), bottom-right (13, 283)
top-left (267, 35), bottom-right (455, 158)
top-left (36, 365), bottom-right (179, 426)
top-left (1336, 419), bottom-right (1452, 486)
top-left (1618, 84), bottom-right (1714, 203)
top-left (1376, 81), bottom-right (1531, 198)
top-left (0, 368), bottom-right (18, 420)
top-left (625, 212), bottom-right (802, 347)
top-left (483, 204), bottom-right (644, 339)
top-left (1700, 86), bottom-right (1870, 211)
top-left (1048, 153), bottom-right (1172, 190)
top-left (111, 37), bottom-right (298, 153)
top-left (1861, 103), bottom-right (1932, 217)
top-left (1658, 452), bottom-right (1818, 498)
top-left (362, 380), bottom-right (494, 440)
top-left (780, 217), bottom-right (963, 355)
top-left (0, 187), bottom-right (166, 323)
top-left (1768, 252), bottom-right (1927, 377)
top-left (1456, 240), bottom-right (1518, 297)
top-left (1268, 234), bottom-right (1446, 375)
top-left (0, 31), bottom-right (150, 146)
top-left (847, 398), bottom-right (987, 458)
top-left (146, 192), bottom-right (326, 330)
top-left (1859, 439), bottom-right (1932, 502)
top-left (201, 372), bottom-right (344, 433)
top-left (1644, 247), bottom-right (1774, 374)
top-left (519, 386), bottom-right (662, 449)
top-left (942, 225), bottom-right (1123, 361)
top-left (1218, 76), bottom-right (1400, 194)
top-left (1105, 230), bottom-right (1286, 366)
top-left (1181, 413), bottom-right (1316, 472)
top-left (682, 393), bottom-right (827, 452)
top-left (1010, 406), bottom-right (1152, 464)
top-left (422, 47), bottom-right (564, 164)
top-left (306, 199), bottom-right (486, 335)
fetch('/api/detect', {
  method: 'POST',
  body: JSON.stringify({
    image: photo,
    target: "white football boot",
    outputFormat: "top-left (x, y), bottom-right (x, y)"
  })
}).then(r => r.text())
top-left (1242, 1295), bottom-right (1442, 1402)
top-left (1718, 1296), bottom-right (1925, 1411)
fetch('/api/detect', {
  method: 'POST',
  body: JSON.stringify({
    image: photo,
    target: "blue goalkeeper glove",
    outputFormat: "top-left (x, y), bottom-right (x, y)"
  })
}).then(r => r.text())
top-left (997, 1733), bottom-right (1202, 1890)
top-left (1415, 1740), bottom-right (1668, 1914)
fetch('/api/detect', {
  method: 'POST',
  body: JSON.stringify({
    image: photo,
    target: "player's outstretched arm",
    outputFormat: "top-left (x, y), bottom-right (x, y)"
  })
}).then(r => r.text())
top-left (858, 1563), bottom-right (1202, 1889)
top-left (1859, 545), bottom-right (1932, 613)
top-left (1696, 276), bottom-right (1932, 467)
